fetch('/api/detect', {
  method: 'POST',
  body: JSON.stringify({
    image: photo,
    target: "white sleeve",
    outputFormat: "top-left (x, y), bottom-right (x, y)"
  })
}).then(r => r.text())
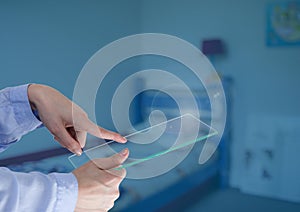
top-left (0, 167), bottom-right (78, 212)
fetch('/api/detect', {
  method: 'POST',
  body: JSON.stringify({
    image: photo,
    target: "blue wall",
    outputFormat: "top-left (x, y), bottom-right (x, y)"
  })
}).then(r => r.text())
top-left (1, 0), bottom-right (300, 192)
top-left (0, 0), bottom-right (141, 158)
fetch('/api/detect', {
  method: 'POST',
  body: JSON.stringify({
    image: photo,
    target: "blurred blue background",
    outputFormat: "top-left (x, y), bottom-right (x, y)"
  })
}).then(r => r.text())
top-left (0, 0), bottom-right (300, 211)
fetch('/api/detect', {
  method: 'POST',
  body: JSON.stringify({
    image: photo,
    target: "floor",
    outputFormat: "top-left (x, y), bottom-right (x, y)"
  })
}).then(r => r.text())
top-left (185, 189), bottom-right (300, 212)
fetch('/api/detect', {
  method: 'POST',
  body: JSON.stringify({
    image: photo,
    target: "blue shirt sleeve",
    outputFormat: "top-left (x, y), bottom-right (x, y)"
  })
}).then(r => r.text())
top-left (0, 84), bottom-right (42, 152)
top-left (0, 167), bottom-right (78, 212)
top-left (0, 85), bottom-right (78, 212)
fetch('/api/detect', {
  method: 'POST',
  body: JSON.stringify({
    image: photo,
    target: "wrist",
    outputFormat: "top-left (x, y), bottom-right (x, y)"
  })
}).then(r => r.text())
top-left (27, 84), bottom-right (44, 110)
top-left (28, 84), bottom-right (46, 121)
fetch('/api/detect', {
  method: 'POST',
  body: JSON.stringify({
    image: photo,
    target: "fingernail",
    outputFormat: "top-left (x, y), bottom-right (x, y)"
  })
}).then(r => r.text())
top-left (121, 136), bottom-right (127, 142)
top-left (76, 150), bottom-right (82, 156)
top-left (120, 148), bottom-right (128, 156)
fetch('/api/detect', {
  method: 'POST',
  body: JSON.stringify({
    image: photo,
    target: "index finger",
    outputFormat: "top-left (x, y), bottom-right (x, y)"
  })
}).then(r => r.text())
top-left (85, 119), bottom-right (127, 143)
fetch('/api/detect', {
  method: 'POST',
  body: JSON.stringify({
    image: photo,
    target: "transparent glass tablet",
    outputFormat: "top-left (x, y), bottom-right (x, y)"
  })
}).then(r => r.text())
top-left (68, 114), bottom-right (217, 172)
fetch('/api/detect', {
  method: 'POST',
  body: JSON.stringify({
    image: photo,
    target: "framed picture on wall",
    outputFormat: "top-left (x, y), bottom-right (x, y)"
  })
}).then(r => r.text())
top-left (266, 2), bottom-right (300, 46)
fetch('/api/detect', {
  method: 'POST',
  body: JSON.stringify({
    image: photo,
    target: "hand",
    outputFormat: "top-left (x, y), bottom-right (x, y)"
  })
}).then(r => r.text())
top-left (27, 84), bottom-right (126, 155)
top-left (73, 148), bottom-right (129, 212)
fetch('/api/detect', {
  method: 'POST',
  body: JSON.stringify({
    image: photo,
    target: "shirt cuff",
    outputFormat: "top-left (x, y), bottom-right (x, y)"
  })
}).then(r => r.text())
top-left (9, 84), bottom-right (43, 132)
top-left (49, 173), bottom-right (78, 212)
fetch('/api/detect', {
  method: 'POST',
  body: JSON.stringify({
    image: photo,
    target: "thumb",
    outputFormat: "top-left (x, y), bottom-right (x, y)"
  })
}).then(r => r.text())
top-left (93, 148), bottom-right (129, 170)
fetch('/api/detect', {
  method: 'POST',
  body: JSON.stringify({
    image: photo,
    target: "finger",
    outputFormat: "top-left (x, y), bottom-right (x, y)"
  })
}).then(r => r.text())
top-left (85, 120), bottom-right (127, 143)
top-left (76, 131), bottom-right (87, 148)
top-left (66, 127), bottom-right (86, 149)
top-left (93, 148), bottom-right (129, 170)
top-left (66, 127), bottom-right (76, 138)
top-left (55, 126), bottom-right (83, 155)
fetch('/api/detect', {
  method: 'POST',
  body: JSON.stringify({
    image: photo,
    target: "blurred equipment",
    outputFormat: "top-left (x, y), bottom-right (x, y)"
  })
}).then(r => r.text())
top-left (202, 39), bottom-right (225, 76)
top-left (202, 39), bottom-right (224, 56)
top-left (240, 115), bottom-right (300, 203)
